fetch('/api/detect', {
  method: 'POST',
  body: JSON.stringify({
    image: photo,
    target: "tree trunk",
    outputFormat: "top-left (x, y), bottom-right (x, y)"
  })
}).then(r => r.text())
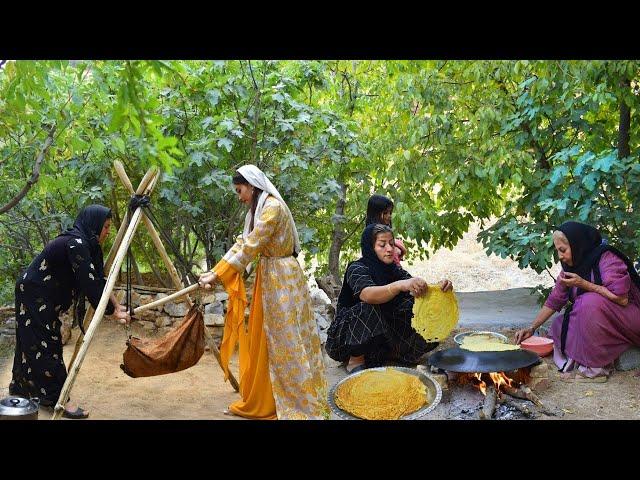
top-left (618, 78), bottom-right (631, 160)
top-left (328, 181), bottom-right (348, 285)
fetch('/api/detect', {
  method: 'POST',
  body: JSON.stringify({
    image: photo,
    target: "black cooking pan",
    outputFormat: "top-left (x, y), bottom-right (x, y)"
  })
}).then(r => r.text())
top-left (427, 347), bottom-right (540, 373)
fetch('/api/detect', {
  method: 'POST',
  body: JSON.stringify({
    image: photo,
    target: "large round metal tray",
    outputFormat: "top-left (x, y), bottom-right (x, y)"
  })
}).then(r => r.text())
top-left (327, 366), bottom-right (442, 420)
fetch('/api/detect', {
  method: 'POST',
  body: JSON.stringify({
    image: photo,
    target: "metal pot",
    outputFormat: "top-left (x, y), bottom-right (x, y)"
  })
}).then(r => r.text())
top-left (0, 396), bottom-right (40, 420)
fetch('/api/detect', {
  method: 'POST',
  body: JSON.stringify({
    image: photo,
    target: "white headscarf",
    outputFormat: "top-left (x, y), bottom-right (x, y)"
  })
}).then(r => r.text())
top-left (237, 164), bottom-right (301, 256)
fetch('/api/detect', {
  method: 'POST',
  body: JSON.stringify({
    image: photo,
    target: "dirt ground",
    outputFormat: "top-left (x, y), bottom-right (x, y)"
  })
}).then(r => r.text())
top-left (1, 220), bottom-right (638, 420)
top-left (2, 321), bottom-right (638, 420)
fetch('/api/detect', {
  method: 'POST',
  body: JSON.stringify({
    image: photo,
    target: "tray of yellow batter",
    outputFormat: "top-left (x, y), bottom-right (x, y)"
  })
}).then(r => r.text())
top-left (328, 366), bottom-right (442, 420)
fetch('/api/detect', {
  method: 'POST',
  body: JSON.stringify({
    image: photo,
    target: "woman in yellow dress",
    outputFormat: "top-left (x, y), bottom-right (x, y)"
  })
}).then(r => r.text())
top-left (198, 165), bottom-right (328, 420)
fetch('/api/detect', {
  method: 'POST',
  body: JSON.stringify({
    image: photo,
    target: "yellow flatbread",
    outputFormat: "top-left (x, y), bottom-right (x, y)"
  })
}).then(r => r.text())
top-left (334, 368), bottom-right (429, 420)
top-left (460, 334), bottom-right (520, 352)
top-left (411, 285), bottom-right (459, 342)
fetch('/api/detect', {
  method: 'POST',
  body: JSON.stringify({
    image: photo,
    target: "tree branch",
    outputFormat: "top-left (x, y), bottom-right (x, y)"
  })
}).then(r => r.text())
top-left (0, 126), bottom-right (56, 215)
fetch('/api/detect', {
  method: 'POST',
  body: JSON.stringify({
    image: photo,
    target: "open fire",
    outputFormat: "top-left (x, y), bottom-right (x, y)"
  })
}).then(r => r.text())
top-left (450, 369), bottom-right (555, 419)
top-left (455, 369), bottom-right (531, 395)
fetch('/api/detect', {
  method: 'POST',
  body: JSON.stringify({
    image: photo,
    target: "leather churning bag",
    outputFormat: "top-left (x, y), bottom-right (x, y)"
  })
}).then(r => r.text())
top-left (121, 305), bottom-right (205, 378)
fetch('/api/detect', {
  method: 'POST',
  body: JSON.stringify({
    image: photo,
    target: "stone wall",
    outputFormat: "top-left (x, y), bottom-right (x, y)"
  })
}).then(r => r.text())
top-left (0, 282), bottom-right (335, 347)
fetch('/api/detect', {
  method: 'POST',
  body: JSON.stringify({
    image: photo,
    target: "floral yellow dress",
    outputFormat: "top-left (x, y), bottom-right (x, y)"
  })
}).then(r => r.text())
top-left (213, 195), bottom-right (328, 419)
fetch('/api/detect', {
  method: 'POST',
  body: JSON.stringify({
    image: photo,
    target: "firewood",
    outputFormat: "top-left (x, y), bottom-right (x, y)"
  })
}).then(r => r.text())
top-left (503, 384), bottom-right (562, 417)
top-left (479, 385), bottom-right (498, 420)
top-left (503, 384), bottom-right (543, 407)
top-left (502, 397), bottom-right (539, 419)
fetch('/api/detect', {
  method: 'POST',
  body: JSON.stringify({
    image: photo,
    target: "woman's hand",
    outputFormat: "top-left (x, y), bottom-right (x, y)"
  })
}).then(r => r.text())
top-left (514, 327), bottom-right (534, 344)
top-left (114, 304), bottom-right (131, 325)
top-left (559, 272), bottom-right (586, 289)
top-left (439, 279), bottom-right (453, 292)
top-left (198, 271), bottom-right (218, 290)
top-left (401, 277), bottom-right (428, 297)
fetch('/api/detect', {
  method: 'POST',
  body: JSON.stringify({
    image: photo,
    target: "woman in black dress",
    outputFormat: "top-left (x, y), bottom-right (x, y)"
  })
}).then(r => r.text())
top-left (8, 204), bottom-right (130, 418)
top-left (325, 224), bottom-right (453, 373)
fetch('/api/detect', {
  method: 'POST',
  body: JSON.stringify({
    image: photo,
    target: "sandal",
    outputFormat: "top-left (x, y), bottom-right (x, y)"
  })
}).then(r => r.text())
top-left (62, 407), bottom-right (89, 419)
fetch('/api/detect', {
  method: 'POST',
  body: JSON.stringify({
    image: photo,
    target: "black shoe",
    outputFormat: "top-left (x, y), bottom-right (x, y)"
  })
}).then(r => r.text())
top-left (62, 407), bottom-right (89, 419)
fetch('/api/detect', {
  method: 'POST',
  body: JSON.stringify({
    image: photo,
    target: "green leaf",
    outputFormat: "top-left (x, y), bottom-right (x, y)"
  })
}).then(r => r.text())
top-left (582, 172), bottom-right (598, 191)
top-left (217, 137), bottom-right (233, 152)
top-left (113, 137), bottom-right (126, 154)
top-left (91, 138), bottom-right (105, 156)
top-left (206, 89), bottom-right (220, 107)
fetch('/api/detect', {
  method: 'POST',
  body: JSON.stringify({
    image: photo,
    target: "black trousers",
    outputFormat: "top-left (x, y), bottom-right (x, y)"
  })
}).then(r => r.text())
top-left (9, 281), bottom-right (67, 406)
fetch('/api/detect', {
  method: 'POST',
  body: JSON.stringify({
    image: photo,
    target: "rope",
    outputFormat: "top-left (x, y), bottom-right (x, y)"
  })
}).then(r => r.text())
top-left (130, 194), bottom-right (197, 284)
top-left (118, 193), bottom-right (200, 343)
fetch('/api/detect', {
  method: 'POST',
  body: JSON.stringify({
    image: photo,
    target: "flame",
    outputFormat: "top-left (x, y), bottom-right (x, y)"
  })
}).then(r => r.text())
top-left (473, 373), bottom-right (487, 395)
top-left (489, 372), bottom-right (514, 391)
top-left (469, 372), bottom-right (515, 396)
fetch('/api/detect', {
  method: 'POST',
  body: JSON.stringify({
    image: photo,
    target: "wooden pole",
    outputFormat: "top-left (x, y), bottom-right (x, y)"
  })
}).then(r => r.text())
top-left (113, 161), bottom-right (239, 392)
top-left (104, 166), bottom-right (158, 272)
top-left (133, 283), bottom-right (199, 315)
top-left (67, 168), bottom-right (159, 369)
top-left (53, 173), bottom-right (158, 419)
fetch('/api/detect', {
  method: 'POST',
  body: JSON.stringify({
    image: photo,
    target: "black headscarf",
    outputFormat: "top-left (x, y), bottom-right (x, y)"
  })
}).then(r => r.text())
top-left (556, 221), bottom-right (640, 294)
top-left (337, 224), bottom-right (405, 311)
top-left (59, 204), bottom-right (111, 277)
top-left (58, 204), bottom-right (112, 329)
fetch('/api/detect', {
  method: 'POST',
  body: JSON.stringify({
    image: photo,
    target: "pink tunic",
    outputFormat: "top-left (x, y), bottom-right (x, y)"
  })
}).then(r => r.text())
top-left (546, 251), bottom-right (640, 371)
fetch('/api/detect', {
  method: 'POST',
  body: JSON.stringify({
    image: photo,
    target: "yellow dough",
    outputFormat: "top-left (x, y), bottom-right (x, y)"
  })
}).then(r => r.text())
top-left (460, 334), bottom-right (520, 351)
top-left (411, 285), bottom-right (459, 342)
top-left (334, 368), bottom-right (430, 420)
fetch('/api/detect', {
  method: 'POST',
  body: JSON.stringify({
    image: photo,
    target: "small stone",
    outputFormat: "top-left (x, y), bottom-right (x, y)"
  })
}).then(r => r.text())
top-left (141, 321), bottom-right (156, 331)
top-left (134, 310), bottom-right (156, 323)
top-left (205, 301), bottom-right (224, 315)
top-left (155, 316), bottom-right (173, 328)
top-left (528, 377), bottom-right (550, 392)
top-left (164, 302), bottom-right (189, 317)
top-left (130, 291), bottom-right (141, 306)
top-left (155, 293), bottom-right (168, 303)
top-left (215, 292), bottom-right (228, 302)
top-left (529, 363), bottom-right (550, 378)
top-left (430, 373), bottom-right (449, 390)
top-left (4, 317), bottom-right (16, 328)
top-left (204, 314), bottom-right (225, 326)
top-left (139, 294), bottom-right (154, 305)
top-left (310, 288), bottom-right (330, 307)
top-left (615, 346), bottom-right (640, 371)
top-left (201, 293), bottom-right (216, 304)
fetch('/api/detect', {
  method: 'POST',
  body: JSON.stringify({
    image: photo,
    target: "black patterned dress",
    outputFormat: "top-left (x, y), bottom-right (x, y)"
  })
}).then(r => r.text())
top-left (325, 261), bottom-right (437, 367)
top-left (9, 235), bottom-right (114, 406)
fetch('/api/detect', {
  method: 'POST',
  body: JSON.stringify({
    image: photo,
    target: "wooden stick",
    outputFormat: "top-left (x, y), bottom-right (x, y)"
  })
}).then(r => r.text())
top-left (114, 162), bottom-right (239, 392)
top-left (67, 169), bottom-right (160, 369)
top-left (53, 175), bottom-right (158, 419)
top-left (501, 397), bottom-right (539, 419)
top-left (503, 384), bottom-right (543, 407)
top-left (503, 384), bottom-right (561, 417)
top-left (133, 283), bottom-right (200, 314)
top-left (113, 284), bottom-right (177, 294)
top-left (479, 385), bottom-right (498, 420)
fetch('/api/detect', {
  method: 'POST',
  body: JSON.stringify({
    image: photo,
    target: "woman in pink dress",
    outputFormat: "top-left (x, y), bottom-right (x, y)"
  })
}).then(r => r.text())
top-left (515, 221), bottom-right (640, 382)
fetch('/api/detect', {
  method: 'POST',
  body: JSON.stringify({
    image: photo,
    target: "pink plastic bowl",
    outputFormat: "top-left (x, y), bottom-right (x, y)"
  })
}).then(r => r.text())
top-left (521, 336), bottom-right (554, 357)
